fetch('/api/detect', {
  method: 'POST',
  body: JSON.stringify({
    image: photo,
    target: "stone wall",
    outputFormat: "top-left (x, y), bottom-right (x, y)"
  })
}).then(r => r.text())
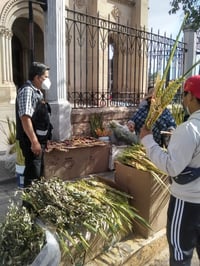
top-left (71, 106), bottom-right (136, 136)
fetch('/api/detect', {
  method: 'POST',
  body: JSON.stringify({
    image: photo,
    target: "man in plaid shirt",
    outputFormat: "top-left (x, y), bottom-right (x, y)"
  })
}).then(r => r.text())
top-left (16, 62), bottom-right (52, 187)
top-left (131, 88), bottom-right (176, 146)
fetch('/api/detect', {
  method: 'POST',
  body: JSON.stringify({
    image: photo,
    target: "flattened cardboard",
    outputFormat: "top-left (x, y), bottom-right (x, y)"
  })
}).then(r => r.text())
top-left (115, 161), bottom-right (169, 238)
top-left (44, 145), bottom-right (110, 180)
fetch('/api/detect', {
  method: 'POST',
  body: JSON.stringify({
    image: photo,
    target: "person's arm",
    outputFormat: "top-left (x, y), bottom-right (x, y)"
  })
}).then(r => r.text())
top-left (21, 115), bottom-right (41, 155)
top-left (140, 124), bottom-right (196, 177)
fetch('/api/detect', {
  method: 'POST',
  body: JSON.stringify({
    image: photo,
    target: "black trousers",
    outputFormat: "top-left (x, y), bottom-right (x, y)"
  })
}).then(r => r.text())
top-left (19, 138), bottom-right (45, 187)
top-left (167, 195), bottom-right (200, 266)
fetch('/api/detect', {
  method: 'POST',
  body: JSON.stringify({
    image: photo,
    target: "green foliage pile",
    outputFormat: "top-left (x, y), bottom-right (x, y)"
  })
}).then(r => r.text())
top-left (0, 203), bottom-right (45, 266)
top-left (0, 177), bottom-right (147, 265)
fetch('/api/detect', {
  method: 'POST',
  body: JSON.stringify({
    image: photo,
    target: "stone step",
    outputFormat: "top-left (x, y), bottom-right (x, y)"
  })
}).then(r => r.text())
top-left (85, 229), bottom-right (167, 266)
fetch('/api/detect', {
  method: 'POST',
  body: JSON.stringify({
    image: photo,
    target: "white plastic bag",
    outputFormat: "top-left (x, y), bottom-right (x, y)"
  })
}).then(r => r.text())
top-left (31, 222), bottom-right (61, 266)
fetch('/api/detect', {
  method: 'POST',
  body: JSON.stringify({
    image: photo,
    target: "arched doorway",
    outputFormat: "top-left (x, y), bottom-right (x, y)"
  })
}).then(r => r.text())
top-left (12, 17), bottom-right (44, 90)
top-left (12, 34), bottom-right (23, 89)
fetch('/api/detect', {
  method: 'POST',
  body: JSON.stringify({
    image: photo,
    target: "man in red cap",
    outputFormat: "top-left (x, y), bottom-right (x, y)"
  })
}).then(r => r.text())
top-left (140, 75), bottom-right (200, 266)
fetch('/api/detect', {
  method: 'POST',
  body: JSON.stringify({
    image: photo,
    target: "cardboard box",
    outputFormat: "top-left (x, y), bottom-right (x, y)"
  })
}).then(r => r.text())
top-left (109, 145), bottom-right (128, 170)
top-left (44, 144), bottom-right (110, 180)
top-left (115, 161), bottom-right (169, 238)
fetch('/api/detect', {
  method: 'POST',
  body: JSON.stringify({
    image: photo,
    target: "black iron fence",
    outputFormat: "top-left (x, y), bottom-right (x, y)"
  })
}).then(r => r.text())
top-left (65, 8), bottom-right (185, 108)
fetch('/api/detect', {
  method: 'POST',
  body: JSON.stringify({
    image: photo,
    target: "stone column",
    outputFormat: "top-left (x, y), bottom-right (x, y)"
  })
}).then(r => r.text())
top-left (44, 0), bottom-right (72, 141)
top-left (183, 27), bottom-right (197, 77)
top-left (0, 26), bottom-right (16, 103)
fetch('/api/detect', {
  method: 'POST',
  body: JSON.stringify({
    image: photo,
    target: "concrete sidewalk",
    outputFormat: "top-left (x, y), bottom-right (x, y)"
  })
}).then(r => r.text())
top-left (0, 152), bottom-right (199, 265)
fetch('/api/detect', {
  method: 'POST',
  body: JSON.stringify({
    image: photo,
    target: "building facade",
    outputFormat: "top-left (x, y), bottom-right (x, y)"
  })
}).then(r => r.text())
top-left (1, 0), bottom-right (197, 144)
top-left (0, 0), bottom-right (148, 105)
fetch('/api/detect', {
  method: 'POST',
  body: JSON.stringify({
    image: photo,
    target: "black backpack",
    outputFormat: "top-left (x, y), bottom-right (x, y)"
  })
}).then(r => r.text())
top-left (32, 99), bottom-right (53, 144)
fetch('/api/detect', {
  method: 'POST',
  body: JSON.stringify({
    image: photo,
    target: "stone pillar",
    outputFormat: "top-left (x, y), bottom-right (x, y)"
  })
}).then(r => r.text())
top-left (44, 0), bottom-right (72, 141)
top-left (0, 27), bottom-right (13, 83)
top-left (0, 26), bottom-right (16, 103)
top-left (183, 27), bottom-right (197, 77)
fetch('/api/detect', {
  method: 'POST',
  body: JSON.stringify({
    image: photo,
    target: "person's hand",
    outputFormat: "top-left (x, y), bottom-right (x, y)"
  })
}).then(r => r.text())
top-left (127, 121), bottom-right (135, 132)
top-left (31, 140), bottom-right (42, 156)
top-left (139, 125), bottom-right (152, 140)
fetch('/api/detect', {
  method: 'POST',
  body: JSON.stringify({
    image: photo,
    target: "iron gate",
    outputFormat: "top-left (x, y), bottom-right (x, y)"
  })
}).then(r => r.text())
top-left (65, 8), bottom-right (185, 108)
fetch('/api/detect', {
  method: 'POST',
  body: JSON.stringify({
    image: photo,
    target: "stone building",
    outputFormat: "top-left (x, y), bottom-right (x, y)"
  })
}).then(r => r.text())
top-left (0, 0), bottom-right (149, 142)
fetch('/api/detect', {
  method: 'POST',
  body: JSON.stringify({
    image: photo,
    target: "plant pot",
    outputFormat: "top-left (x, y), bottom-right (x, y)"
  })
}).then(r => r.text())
top-left (16, 164), bottom-right (25, 188)
top-left (98, 136), bottom-right (110, 142)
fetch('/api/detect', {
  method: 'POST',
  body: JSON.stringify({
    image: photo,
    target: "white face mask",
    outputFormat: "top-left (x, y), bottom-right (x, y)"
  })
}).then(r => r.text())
top-left (42, 78), bottom-right (51, 90)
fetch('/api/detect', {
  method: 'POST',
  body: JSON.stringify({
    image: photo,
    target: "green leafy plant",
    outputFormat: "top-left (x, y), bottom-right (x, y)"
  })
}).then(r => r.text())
top-left (89, 113), bottom-right (104, 138)
top-left (0, 177), bottom-right (149, 265)
top-left (0, 117), bottom-right (24, 164)
top-left (0, 117), bottom-right (16, 154)
top-left (169, 1), bottom-right (200, 30)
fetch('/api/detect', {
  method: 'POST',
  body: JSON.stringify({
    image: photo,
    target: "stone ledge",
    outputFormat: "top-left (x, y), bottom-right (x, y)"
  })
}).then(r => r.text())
top-left (85, 229), bottom-right (167, 266)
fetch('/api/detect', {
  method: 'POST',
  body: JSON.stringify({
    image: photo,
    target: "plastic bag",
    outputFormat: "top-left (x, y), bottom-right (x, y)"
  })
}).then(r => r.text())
top-left (4, 144), bottom-right (16, 176)
top-left (109, 121), bottom-right (139, 145)
top-left (31, 222), bottom-right (61, 266)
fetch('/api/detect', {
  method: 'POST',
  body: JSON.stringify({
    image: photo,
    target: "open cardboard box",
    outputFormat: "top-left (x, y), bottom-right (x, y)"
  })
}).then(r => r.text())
top-left (44, 144), bottom-right (110, 180)
top-left (114, 161), bottom-right (170, 238)
top-left (108, 144), bottom-right (128, 170)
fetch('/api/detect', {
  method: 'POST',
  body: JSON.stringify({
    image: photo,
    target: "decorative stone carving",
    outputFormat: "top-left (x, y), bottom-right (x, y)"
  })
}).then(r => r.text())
top-left (111, 6), bottom-right (121, 21)
top-left (0, 0), bottom-right (18, 25)
top-left (74, 0), bottom-right (87, 9)
top-left (0, 27), bottom-right (12, 39)
top-left (109, 0), bottom-right (135, 6)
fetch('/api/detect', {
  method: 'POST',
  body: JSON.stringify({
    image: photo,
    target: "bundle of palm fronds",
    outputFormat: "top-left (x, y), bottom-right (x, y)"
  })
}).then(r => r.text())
top-left (117, 144), bottom-right (168, 189)
top-left (0, 177), bottom-right (148, 266)
top-left (145, 77), bottom-right (185, 129)
top-left (145, 14), bottom-right (200, 130)
top-left (171, 104), bottom-right (185, 125)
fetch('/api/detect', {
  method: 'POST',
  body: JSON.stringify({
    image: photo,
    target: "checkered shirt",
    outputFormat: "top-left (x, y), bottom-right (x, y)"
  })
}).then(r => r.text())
top-left (131, 105), bottom-right (176, 145)
top-left (17, 80), bottom-right (43, 118)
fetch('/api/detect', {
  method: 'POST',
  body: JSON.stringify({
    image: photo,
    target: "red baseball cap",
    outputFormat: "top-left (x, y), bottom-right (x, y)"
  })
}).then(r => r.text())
top-left (184, 75), bottom-right (200, 99)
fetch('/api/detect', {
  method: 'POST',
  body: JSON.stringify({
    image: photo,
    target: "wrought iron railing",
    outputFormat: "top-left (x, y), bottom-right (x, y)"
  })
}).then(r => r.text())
top-left (65, 8), bottom-right (185, 108)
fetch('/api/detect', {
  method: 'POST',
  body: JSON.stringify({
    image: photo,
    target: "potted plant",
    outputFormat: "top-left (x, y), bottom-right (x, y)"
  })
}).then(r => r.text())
top-left (0, 117), bottom-right (25, 187)
top-left (0, 117), bottom-right (16, 176)
top-left (95, 127), bottom-right (111, 142)
top-left (15, 140), bottom-right (25, 188)
top-left (89, 113), bottom-right (111, 142)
